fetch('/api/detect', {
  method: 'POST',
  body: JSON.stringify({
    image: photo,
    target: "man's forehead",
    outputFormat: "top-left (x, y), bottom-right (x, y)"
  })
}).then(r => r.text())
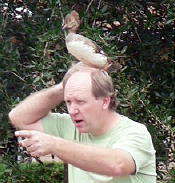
top-left (65, 71), bottom-right (92, 88)
top-left (69, 71), bottom-right (91, 82)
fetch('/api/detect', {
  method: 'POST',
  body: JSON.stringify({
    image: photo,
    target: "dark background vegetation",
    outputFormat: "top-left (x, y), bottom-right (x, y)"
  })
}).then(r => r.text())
top-left (0, 0), bottom-right (174, 182)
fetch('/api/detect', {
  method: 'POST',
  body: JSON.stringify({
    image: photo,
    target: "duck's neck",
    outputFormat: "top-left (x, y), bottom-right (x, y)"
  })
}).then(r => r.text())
top-left (68, 29), bottom-right (77, 34)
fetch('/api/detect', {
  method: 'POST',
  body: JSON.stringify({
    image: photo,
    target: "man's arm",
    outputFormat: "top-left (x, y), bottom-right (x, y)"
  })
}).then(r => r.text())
top-left (15, 130), bottom-right (136, 177)
top-left (9, 83), bottom-right (64, 131)
top-left (52, 136), bottom-right (136, 176)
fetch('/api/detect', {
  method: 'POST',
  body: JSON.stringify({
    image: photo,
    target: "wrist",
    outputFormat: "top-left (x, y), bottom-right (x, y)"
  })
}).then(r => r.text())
top-left (49, 136), bottom-right (61, 155)
top-left (55, 83), bottom-right (63, 95)
top-left (49, 83), bottom-right (64, 103)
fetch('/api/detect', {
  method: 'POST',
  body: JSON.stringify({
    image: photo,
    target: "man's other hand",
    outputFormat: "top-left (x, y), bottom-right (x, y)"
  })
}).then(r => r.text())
top-left (15, 130), bottom-right (56, 157)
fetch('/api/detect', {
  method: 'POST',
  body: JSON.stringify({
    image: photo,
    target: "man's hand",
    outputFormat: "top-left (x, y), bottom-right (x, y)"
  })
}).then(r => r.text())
top-left (15, 130), bottom-right (56, 157)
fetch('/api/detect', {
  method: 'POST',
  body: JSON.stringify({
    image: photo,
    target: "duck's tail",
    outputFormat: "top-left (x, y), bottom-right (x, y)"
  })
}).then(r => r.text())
top-left (106, 57), bottom-right (122, 72)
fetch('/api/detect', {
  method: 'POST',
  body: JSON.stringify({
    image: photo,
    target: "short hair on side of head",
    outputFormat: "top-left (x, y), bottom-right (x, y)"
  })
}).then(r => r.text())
top-left (91, 71), bottom-right (117, 110)
top-left (62, 63), bottom-right (117, 110)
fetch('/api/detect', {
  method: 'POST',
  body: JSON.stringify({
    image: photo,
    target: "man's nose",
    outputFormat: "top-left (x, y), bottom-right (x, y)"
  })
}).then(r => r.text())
top-left (69, 104), bottom-right (79, 115)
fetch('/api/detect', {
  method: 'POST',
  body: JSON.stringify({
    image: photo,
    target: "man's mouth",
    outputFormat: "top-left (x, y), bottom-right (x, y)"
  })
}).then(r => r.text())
top-left (75, 120), bottom-right (83, 123)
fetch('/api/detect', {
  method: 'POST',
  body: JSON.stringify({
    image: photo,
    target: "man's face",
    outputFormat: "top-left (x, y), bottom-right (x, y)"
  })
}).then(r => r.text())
top-left (64, 72), bottom-right (105, 135)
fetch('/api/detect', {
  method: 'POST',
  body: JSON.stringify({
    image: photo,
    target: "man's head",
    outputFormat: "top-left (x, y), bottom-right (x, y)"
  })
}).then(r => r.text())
top-left (63, 63), bottom-right (116, 110)
top-left (62, 63), bottom-right (117, 135)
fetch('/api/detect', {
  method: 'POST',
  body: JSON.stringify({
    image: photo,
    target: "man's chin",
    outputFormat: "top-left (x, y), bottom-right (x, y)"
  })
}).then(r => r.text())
top-left (77, 127), bottom-right (88, 134)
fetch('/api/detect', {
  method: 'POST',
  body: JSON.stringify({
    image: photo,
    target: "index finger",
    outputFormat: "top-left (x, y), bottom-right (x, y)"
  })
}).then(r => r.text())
top-left (15, 130), bottom-right (32, 138)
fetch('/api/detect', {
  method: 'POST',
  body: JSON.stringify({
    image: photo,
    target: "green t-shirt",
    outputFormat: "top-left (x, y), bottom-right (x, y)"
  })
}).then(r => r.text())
top-left (42, 113), bottom-right (156, 183)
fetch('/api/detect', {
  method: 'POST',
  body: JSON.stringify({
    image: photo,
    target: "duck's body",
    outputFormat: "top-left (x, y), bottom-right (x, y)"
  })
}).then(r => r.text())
top-left (63, 10), bottom-right (110, 70)
top-left (66, 32), bottom-right (108, 69)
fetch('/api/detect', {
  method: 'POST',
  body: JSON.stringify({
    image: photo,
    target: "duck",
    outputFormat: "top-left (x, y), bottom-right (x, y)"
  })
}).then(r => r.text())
top-left (63, 10), bottom-right (113, 70)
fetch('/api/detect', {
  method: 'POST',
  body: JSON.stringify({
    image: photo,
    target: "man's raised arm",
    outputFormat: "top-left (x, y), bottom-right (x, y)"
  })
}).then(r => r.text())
top-left (9, 83), bottom-right (64, 131)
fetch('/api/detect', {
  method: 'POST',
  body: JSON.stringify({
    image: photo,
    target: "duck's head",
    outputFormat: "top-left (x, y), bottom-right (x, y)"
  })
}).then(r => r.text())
top-left (63, 10), bottom-right (80, 33)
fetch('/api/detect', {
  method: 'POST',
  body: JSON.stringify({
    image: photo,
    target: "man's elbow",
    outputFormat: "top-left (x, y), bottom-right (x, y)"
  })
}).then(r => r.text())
top-left (8, 109), bottom-right (18, 128)
top-left (109, 163), bottom-right (124, 177)
top-left (109, 162), bottom-right (135, 177)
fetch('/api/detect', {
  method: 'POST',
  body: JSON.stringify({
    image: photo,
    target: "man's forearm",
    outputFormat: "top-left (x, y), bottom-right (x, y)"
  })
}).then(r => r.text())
top-left (9, 83), bottom-right (64, 128)
top-left (51, 137), bottom-right (135, 177)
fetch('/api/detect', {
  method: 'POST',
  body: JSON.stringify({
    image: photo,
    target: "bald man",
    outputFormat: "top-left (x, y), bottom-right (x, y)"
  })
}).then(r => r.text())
top-left (9, 63), bottom-right (156, 183)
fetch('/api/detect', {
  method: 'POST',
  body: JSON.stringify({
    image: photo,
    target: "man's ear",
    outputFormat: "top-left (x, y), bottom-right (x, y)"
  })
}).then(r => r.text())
top-left (102, 96), bottom-right (111, 109)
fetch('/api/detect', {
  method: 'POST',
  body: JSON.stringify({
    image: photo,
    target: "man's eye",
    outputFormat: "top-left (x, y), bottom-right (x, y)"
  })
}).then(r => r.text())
top-left (78, 100), bottom-right (85, 104)
top-left (66, 101), bottom-right (71, 105)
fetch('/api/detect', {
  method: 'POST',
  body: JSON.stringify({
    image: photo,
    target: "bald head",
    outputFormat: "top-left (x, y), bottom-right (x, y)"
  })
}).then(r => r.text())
top-left (64, 72), bottom-right (93, 98)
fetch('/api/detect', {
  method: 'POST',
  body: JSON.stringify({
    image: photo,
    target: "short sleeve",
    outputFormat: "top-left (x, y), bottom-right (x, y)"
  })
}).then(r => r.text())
top-left (112, 124), bottom-right (156, 175)
top-left (42, 112), bottom-right (76, 140)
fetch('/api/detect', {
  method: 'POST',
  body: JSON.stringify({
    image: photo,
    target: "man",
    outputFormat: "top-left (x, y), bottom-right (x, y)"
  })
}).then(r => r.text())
top-left (9, 63), bottom-right (156, 183)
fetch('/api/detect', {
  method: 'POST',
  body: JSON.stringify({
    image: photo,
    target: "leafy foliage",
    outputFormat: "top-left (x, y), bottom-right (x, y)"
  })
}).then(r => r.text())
top-left (0, 162), bottom-right (64, 183)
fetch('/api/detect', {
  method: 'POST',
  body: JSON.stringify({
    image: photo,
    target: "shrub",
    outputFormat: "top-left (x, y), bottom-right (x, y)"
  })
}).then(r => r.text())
top-left (0, 162), bottom-right (64, 183)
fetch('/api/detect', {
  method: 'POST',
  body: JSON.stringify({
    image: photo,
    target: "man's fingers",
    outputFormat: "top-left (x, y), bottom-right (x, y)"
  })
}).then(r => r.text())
top-left (19, 138), bottom-right (32, 147)
top-left (15, 130), bottom-right (33, 138)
